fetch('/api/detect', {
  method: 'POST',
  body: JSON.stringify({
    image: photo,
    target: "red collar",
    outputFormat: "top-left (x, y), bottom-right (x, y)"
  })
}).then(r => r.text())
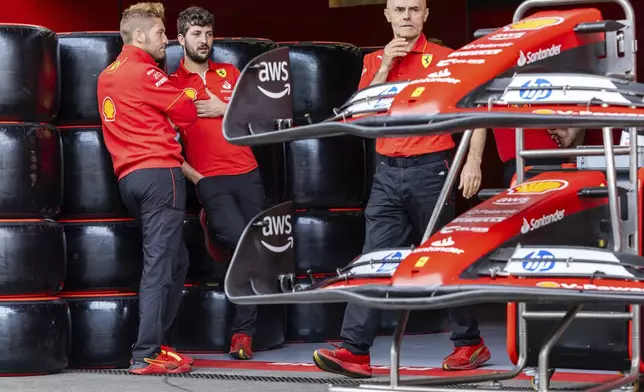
top-left (176, 57), bottom-right (219, 77)
top-left (121, 45), bottom-right (158, 66)
top-left (410, 34), bottom-right (429, 53)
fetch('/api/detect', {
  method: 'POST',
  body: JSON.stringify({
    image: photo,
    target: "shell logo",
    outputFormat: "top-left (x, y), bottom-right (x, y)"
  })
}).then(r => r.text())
top-left (532, 109), bottom-right (556, 115)
top-left (507, 179), bottom-right (568, 195)
top-left (504, 16), bottom-right (564, 31)
top-left (102, 97), bottom-right (116, 122)
top-left (183, 88), bottom-right (198, 101)
top-left (537, 281), bottom-right (560, 288)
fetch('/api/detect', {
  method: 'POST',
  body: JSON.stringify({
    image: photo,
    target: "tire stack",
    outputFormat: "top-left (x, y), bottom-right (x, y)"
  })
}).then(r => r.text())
top-left (280, 41), bottom-right (447, 343)
top-left (164, 38), bottom-right (288, 354)
top-left (53, 32), bottom-right (141, 369)
top-left (0, 25), bottom-right (70, 375)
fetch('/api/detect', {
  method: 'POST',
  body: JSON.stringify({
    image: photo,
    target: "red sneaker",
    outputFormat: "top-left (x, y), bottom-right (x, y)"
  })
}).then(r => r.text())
top-left (442, 339), bottom-right (491, 371)
top-left (198, 209), bottom-right (230, 263)
top-left (128, 351), bottom-right (191, 375)
top-left (161, 345), bottom-right (194, 367)
top-left (313, 344), bottom-right (372, 378)
top-left (229, 333), bottom-right (253, 360)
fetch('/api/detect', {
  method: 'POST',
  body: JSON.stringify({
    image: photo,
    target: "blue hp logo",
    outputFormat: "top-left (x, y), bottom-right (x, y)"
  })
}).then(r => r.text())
top-left (522, 250), bottom-right (555, 272)
top-left (519, 78), bottom-right (552, 100)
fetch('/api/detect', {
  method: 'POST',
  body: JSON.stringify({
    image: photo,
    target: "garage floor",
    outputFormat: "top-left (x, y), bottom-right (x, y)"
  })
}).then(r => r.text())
top-left (5, 326), bottom-right (630, 392)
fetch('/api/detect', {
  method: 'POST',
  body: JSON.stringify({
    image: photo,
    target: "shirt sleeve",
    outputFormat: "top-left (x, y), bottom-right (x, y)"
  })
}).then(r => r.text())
top-left (358, 55), bottom-right (378, 90)
top-left (230, 66), bottom-right (242, 88)
top-left (140, 66), bottom-right (198, 129)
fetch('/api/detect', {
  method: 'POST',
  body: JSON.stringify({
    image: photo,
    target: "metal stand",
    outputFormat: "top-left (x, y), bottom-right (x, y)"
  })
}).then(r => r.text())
top-left (328, 303), bottom-right (641, 392)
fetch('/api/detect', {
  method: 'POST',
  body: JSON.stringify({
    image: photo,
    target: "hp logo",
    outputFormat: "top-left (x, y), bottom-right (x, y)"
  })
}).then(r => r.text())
top-left (519, 78), bottom-right (552, 100)
top-left (522, 250), bottom-right (555, 272)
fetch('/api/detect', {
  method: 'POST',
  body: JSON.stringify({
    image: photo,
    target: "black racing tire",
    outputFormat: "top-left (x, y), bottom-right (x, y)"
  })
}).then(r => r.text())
top-left (182, 216), bottom-right (228, 286)
top-left (59, 127), bottom-right (128, 218)
top-left (0, 220), bottom-right (65, 296)
top-left (62, 293), bottom-right (139, 369)
top-left (164, 37), bottom-right (278, 75)
top-left (276, 41), bottom-right (362, 124)
top-left (60, 220), bottom-right (142, 292)
top-left (0, 123), bottom-right (63, 218)
top-left (173, 286), bottom-right (286, 352)
top-left (286, 136), bottom-right (371, 208)
top-left (0, 297), bottom-right (70, 375)
top-left (294, 210), bottom-right (366, 274)
top-left (0, 25), bottom-right (59, 123)
top-left (55, 32), bottom-right (123, 126)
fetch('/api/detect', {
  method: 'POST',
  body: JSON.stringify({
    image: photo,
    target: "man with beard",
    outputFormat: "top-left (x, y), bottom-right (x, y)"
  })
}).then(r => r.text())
top-left (169, 6), bottom-right (265, 361)
top-left (97, 2), bottom-right (196, 375)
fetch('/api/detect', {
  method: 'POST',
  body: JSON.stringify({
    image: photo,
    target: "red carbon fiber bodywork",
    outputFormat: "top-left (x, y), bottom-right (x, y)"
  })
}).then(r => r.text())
top-left (390, 170), bottom-right (610, 287)
top-left (386, 8), bottom-right (605, 116)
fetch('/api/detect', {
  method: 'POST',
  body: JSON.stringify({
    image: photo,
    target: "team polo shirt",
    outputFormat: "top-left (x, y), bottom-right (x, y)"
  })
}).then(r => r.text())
top-left (97, 45), bottom-right (198, 180)
top-left (360, 34), bottom-right (455, 157)
top-left (169, 59), bottom-right (258, 177)
top-left (492, 128), bottom-right (559, 163)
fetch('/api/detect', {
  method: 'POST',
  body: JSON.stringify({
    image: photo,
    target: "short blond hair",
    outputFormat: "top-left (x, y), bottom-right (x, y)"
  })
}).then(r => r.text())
top-left (120, 2), bottom-right (165, 44)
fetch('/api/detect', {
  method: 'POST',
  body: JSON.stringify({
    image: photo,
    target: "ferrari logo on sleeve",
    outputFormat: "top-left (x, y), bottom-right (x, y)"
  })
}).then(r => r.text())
top-left (102, 97), bottom-right (116, 122)
top-left (216, 68), bottom-right (227, 78)
top-left (183, 88), bottom-right (198, 101)
top-left (421, 54), bottom-right (433, 68)
top-left (106, 58), bottom-right (126, 73)
top-left (414, 256), bottom-right (429, 268)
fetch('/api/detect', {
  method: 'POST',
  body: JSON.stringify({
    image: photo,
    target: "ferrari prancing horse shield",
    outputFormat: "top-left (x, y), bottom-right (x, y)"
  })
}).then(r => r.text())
top-left (422, 54), bottom-right (433, 68)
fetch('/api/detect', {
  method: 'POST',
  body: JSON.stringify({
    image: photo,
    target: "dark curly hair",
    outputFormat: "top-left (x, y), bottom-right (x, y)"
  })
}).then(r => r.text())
top-left (177, 6), bottom-right (213, 37)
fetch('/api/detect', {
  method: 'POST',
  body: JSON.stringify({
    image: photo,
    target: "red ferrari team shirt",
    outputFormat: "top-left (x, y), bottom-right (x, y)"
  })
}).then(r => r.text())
top-left (360, 34), bottom-right (455, 157)
top-left (493, 128), bottom-right (559, 163)
top-left (170, 59), bottom-right (258, 177)
top-left (97, 45), bottom-right (198, 180)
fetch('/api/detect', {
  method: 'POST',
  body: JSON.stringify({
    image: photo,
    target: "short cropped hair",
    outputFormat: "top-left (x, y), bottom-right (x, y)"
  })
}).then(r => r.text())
top-left (120, 2), bottom-right (166, 44)
top-left (177, 6), bottom-right (214, 37)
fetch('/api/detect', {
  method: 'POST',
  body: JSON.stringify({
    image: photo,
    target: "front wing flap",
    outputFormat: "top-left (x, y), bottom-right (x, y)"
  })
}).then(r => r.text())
top-left (225, 220), bottom-right (644, 309)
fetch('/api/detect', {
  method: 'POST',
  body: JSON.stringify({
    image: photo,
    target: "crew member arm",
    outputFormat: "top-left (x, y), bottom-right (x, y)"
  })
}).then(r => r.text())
top-left (141, 66), bottom-right (199, 129)
top-left (181, 161), bottom-right (204, 184)
top-left (466, 128), bottom-right (487, 164)
top-left (358, 55), bottom-right (388, 89)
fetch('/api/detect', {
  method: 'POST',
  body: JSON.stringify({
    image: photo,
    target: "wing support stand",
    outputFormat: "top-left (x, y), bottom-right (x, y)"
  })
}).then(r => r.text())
top-left (327, 303), bottom-right (641, 392)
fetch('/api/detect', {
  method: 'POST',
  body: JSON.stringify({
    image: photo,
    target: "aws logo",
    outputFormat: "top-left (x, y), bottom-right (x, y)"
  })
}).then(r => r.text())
top-left (260, 214), bottom-right (293, 253)
top-left (102, 97), bottom-right (116, 122)
top-left (257, 61), bottom-right (291, 99)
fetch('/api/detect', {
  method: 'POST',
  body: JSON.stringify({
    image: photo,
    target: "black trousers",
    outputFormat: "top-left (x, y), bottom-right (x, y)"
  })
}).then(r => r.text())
top-left (196, 168), bottom-right (265, 337)
top-left (118, 167), bottom-right (190, 361)
top-left (340, 151), bottom-right (481, 355)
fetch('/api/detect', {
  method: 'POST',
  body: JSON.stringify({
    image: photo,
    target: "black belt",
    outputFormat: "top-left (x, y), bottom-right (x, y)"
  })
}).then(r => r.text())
top-left (378, 151), bottom-right (450, 168)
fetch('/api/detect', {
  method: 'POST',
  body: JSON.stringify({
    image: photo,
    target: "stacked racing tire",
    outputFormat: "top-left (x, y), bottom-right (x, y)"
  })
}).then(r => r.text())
top-left (53, 32), bottom-right (141, 369)
top-left (0, 24), bottom-right (70, 376)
